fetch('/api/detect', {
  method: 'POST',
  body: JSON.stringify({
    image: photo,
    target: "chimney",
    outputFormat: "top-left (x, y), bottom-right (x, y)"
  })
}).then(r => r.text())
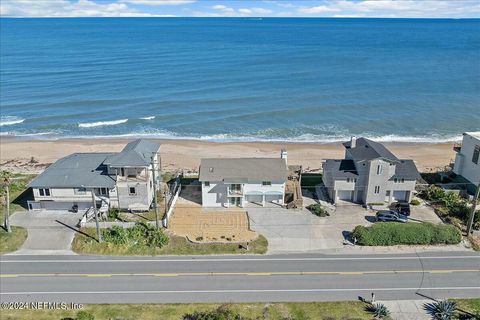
top-left (280, 149), bottom-right (288, 164)
top-left (350, 136), bottom-right (357, 148)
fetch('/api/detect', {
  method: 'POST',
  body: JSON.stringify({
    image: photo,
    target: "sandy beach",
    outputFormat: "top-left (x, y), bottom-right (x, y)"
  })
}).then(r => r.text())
top-left (0, 137), bottom-right (456, 175)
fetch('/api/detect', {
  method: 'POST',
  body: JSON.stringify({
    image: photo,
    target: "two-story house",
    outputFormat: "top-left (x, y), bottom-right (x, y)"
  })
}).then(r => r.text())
top-left (27, 139), bottom-right (160, 212)
top-left (199, 152), bottom-right (288, 208)
top-left (322, 137), bottom-right (420, 205)
top-left (453, 132), bottom-right (480, 194)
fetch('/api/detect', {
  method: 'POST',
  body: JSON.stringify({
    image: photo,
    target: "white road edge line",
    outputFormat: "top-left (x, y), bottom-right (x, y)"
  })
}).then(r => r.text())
top-left (2, 287), bottom-right (480, 295)
top-left (2, 256), bottom-right (480, 263)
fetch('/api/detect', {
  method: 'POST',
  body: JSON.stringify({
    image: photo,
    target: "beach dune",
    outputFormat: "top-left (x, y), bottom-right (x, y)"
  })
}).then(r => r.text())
top-left (0, 138), bottom-right (456, 174)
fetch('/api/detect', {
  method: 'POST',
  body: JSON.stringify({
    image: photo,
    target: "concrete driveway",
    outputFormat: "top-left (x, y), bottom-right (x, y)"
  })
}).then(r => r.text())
top-left (9, 210), bottom-right (84, 255)
top-left (247, 204), bottom-right (371, 253)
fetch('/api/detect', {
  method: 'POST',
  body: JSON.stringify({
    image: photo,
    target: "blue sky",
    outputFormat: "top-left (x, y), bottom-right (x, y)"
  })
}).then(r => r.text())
top-left (1, 0), bottom-right (479, 18)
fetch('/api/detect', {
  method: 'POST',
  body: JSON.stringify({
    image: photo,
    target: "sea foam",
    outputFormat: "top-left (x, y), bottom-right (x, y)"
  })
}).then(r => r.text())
top-left (0, 116), bottom-right (25, 127)
top-left (140, 116), bottom-right (155, 120)
top-left (78, 119), bottom-right (128, 128)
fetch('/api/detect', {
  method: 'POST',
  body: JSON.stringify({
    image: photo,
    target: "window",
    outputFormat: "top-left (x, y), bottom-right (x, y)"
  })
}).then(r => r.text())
top-left (374, 186), bottom-right (380, 194)
top-left (204, 181), bottom-right (210, 187)
top-left (473, 145), bottom-right (480, 164)
top-left (353, 178), bottom-right (357, 183)
top-left (129, 187), bottom-right (136, 195)
top-left (120, 168), bottom-right (125, 176)
top-left (74, 187), bottom-right (87, 195)
top-left (346, 178), bottom-right (350, 183)
top-left (394, 178), bottom-right (398, 183)
top-left (376, 165), bottom-right (383, 175)
top-left (401, 178), bottom-right (405, 183)
top-left (39, 188), bottom-right (50, 196)
top-left (262, 181), bottom-right (272, 186)
top-left (98, 188), bottom-right (108, 196)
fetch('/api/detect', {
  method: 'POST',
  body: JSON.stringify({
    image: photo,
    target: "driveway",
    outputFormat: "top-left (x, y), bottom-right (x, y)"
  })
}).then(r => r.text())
top-left (247, 204), bottom-right (371, 253)
top-left (9, 210), bottom-right (84, 255)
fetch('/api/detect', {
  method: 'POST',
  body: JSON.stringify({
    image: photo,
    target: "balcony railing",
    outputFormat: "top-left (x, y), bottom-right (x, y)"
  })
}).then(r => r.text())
top-left (117, 175), bottom-right (148, 182)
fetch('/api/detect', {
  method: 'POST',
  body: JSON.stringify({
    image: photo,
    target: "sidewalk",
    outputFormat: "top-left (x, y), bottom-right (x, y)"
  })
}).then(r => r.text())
top-left (380, 300), bottom-right (431, 320)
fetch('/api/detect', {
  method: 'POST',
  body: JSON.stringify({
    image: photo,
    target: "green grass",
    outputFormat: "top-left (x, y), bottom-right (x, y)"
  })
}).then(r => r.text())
top-left (72, 227), bottom-right (268, 255)
top-left (454, 298), bottom-right (480, 314)
top-left (352, 222), bottom-right (462, 246)
top-left (0, 301), bottom-right (372, 320)
top-left (0, 226), bottom-right (27, 254)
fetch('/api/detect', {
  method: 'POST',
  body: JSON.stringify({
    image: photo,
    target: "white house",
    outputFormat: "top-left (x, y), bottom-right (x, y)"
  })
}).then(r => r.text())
top-left (27, 139), bottom-right (161, 212)
top-left (453, 132), bottom-right (480, 193)
top-left (198, 152), bottom-right (288, 208)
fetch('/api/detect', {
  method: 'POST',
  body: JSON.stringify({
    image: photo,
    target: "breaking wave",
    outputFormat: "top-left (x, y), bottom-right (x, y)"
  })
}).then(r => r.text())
top-left (0, 116), bottom-right (25, 127)
top-left (78, 119), bottom-right (128, 128)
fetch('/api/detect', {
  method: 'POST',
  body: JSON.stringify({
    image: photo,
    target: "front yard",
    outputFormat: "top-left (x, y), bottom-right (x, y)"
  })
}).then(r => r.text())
top-left (72, 226), bottom-right (268, 255)
top-left (0, 172), bottom-right (36, 254)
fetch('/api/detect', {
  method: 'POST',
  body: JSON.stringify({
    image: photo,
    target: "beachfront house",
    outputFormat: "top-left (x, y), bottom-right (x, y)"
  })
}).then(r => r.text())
top-left (27, 139), bottom-right (160, 212)
top-left (322, 137), bottom-right (420, 205)
top-left (453, 132), bottom-right (480, 194)
top-left (199, 151), bottom-right (289, 207)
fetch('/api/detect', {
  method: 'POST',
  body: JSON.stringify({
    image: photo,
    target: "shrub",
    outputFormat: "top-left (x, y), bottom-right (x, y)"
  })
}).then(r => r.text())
top-left (425, 300), bottom-right (457, 320)
top-left (410, 199), bottom-right (421, 206)
top-left (306, 204), bottom-right (329, 217)
top-left (76, 311), bottom-right (95, 320)
top-left (107, 208), bottom-right (120, 221)
top-left (102, 223), bottom-right (168, 248)
top-left (365, 303), bottom-right (391, 319)
top-left (421, 186), bottom-right (446, 202)
top-left (183, 305), bottom-right (247, 320)
top-left (351, 223), bottom-right (461, 246)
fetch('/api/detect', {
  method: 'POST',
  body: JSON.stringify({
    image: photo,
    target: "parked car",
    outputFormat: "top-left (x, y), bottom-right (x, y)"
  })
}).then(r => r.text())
top-left (376, 210), bottom-right (408, 223)
top-left (393, 202), bottom-right (411, 216)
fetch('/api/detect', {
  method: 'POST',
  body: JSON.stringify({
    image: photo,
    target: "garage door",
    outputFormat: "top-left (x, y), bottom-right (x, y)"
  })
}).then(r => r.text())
top-left (337, 190), bottom-right (353, 201)
top-left (393, 191), bottom-right (408, 202)
top-left (265, 194), bottom-right (282, 203)
top-left (245, 195), bottom-right (263, 203)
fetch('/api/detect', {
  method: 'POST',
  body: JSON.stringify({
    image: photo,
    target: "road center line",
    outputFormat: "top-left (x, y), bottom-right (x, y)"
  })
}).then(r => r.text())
top-left (1, 269), bottom-right (478, 278)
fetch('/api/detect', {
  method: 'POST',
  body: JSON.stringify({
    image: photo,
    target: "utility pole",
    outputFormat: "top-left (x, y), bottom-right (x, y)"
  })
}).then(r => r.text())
top-left (151, 154), bottom-right (160, 229)
top-left (4, 182), bottom-right (11, 233)
top-left (467, 183), bottom-right (480, 235)
top-left (91, 190), bottom-right (102, 242)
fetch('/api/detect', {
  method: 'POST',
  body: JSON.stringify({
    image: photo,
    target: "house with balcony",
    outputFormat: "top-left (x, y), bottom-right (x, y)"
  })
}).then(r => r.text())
top-left (322, 137), bottom-right (420, 205)
top-left (453, 132), bottom-right (480, 194)
top-left (199, 152), bottom-right (289, 208)
top-left (27, 139), bottom-right (160, 212)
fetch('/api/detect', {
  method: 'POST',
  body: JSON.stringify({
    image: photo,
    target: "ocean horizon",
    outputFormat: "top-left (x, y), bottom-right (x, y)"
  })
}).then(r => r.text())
top-left (1, 18), bottom-right (479, 143)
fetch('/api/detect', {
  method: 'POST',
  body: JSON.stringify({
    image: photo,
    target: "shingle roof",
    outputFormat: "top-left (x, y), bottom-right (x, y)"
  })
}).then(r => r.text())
top-left (393, 159), bottom-right (421, 180)
top-left (199, 158), bottom-right (288, 183)
top-left (105, 139), bottom-right (160, 167)
top-left (29, 153), bottom-right (116, 188)
top-left (344, 138), bottom-right (398, 162)
top-left (323, 159), bottom-right (359, 179)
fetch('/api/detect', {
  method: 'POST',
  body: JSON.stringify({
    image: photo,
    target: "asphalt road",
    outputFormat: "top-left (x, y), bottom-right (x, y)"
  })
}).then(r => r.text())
top-left (1, 252), bottom-right (479, 303)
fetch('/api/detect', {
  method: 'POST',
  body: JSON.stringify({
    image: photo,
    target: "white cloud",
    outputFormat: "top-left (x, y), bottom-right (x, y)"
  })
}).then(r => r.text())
top-left (298, 5), bottom-right (340, 14)
top-left (297, 0), bottom-right (480, 18)
top-left (205, 4), bottom-right (271, 17)
top-left (120, 0), bottom-right (196, 5)
top-left (0, 0), bottom-right (158, 17)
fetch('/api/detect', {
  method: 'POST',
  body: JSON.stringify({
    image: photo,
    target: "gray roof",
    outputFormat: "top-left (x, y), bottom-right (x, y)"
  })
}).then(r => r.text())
top-left (323, 159), bottom-right (358, 179)
top-left (393, 159), bottom-right (421, 180)
top-left (199, 158), bottom-right (288, 183)
top-left (105, 139), bottom-right (160, 167)
top-left (29, 153), bottom-right (117, 188)
top-left (344, 138), bottom-right (398, 162)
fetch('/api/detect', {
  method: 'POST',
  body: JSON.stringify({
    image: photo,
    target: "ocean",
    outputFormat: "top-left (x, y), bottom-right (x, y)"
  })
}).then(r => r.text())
top-left (0, 18), bottom-right (479, 142)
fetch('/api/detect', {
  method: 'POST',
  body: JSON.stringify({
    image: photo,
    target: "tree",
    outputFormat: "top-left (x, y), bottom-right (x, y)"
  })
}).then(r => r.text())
top-left (0, 170), bottom-right (12, 233)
